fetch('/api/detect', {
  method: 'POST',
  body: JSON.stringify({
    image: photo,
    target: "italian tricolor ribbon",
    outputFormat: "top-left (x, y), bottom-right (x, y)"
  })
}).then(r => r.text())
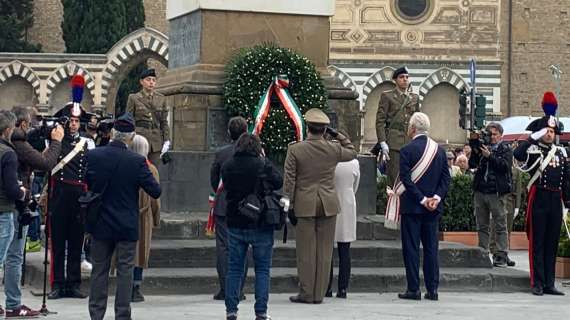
top-left (205, 179), bottom-right (223, 237)
top-left (250, 75), bottom-right (305, 141)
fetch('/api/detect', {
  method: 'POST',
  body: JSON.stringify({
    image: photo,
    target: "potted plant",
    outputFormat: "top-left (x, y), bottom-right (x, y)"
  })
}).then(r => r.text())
top-left (439, 174), bottom-right (478, 246)
top-left (556, 221), bottom-right (570, 278)
top-left (509, 172), bottom-right (529, 250)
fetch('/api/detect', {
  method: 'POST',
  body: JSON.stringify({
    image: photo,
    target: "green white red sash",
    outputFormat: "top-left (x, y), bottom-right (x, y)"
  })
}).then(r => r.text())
top-left (206, 179), bottom-right (224, 236)
top-left (384, 137), bottom-right (439, 230)
top-left (250, 75), bottom-right (305, 141)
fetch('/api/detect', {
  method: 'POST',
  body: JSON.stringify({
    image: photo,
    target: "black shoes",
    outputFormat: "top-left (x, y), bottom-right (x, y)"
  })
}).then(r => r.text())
top-left (531, 286), bottom-right (544, 296)
top-left (132, 285), bottom-right (145, 303)
top-left (397, 291), bottom-right (421, 300)
top-left (506, 257), bottom-right (516, 267)
top-left (336, 289), bottom-right (347, 299)
top-left (493, 256), bottom-right (507, 268)
top-left (289, 295), bottom-right (313, 304)
top-left (66, 287), bottom-right (88, 299)
top-left (325, 290), bottom-right (333, 298)
top-left (47, 288), bottom-right (64, 300)
top-left (543, 287), bottom-right (565, 296)
top-left (424, 292), bottom-right (439, 301)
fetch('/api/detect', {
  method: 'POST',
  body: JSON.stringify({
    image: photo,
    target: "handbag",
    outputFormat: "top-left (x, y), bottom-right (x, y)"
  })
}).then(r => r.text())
top-left (78, 158), bottom-right (122, 226)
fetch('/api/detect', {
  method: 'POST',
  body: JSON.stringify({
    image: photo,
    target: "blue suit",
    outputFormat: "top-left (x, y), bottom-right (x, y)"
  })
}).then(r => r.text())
top-left (85, 140), bottom-right (161, 241)
top-left (399, 135), bottom-right (450, 294)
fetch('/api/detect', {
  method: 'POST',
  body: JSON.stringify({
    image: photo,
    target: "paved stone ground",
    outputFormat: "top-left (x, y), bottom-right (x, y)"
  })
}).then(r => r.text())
top-left (11, 250), bottom-right (569, 319)
top-left (14, 289), bottom-right (570, 320)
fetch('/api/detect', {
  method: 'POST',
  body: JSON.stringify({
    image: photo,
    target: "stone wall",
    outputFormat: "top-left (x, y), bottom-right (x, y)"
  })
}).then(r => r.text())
top-left (28, 0), bottom-right (65, 53)
top-left (501, 0), bottom-right (570, 117)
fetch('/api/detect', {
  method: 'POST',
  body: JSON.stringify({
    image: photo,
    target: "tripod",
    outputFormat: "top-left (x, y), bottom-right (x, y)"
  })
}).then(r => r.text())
top-left (30, 175), bottom-right (57, 315)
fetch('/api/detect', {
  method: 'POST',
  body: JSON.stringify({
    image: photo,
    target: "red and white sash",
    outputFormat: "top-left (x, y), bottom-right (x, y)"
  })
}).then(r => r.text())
top-left (384, 137), bottom-right (439, 230)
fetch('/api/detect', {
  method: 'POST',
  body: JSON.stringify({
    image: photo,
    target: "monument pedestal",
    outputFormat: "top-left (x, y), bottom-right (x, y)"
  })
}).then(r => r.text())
top-left (157, 1), bottom-right (374, 215)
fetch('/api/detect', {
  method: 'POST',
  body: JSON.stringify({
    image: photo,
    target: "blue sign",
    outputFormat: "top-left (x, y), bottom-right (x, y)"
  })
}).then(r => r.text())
top-left (469, 58), bottom-right (476, 87)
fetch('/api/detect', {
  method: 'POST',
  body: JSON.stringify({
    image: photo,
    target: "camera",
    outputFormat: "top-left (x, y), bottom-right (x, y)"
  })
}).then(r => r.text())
top-left (28, 115), bottom-right (69, 142)
top-left (468, 129), bottom-right (491, 151)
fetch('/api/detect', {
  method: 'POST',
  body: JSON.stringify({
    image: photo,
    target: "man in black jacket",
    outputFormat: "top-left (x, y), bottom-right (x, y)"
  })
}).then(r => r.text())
top-left (3, 106), bottom-right (63, 318)
top-left (210, 116), bottom-right (249, 301)
top-left (469, 122), bottom-right (512, 267)
top-left (87, 113), bottom-right (161, 320)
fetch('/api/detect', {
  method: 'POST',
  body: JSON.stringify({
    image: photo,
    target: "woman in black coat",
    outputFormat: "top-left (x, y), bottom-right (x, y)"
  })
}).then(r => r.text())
top-left (221, 133), bottom-right (282, 320)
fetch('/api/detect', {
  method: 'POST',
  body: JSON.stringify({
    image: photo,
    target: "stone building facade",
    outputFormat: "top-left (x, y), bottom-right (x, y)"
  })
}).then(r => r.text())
top-left (8, 0), bottom-right (570, 136)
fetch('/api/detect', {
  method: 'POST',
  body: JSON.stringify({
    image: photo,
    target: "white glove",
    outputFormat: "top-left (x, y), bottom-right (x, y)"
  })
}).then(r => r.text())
top-left (530, 128), bottom-right (548, 141)
top-left (160, 141), bottom-right (171, 156)
top-left (279, 197), bottom-right (290, 212)
top-left (380, 141), bottom-right (390, 161)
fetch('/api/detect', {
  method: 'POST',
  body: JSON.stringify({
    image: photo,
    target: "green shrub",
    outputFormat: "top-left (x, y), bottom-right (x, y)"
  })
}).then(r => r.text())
top-left (376, 175), bottom-right (388, 215)
top-left (558, 221), bottom-right (570, 258)
top-left (440, 174), bottom-right (476, 231)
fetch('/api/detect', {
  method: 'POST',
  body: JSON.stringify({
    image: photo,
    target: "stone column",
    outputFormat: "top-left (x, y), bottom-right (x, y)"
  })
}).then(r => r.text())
top-left (157, 0), bottom-right (373, 215)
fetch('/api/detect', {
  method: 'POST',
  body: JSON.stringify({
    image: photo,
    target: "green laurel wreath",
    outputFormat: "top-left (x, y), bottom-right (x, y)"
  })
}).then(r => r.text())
top-left (223, 44), bottom-right (327, 160)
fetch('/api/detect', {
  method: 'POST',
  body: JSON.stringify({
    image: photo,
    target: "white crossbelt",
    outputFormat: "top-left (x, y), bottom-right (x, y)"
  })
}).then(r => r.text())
top-left (51, 139), bottom-right (86, 176)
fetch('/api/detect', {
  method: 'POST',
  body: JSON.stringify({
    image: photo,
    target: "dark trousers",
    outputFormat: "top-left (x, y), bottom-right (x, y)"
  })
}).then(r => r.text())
top-left (89, 238), bottom-right (136, 320)
top-left (50, 182), bottom-right (85, 289)
top-left (215, 216), bottom-right (248, 296)
top-left (327, 242), bottom-right (351, 293)
top-left (530, 188), bottom-right (563, 288)
top-left (401, 213), bottom-right (440, 293)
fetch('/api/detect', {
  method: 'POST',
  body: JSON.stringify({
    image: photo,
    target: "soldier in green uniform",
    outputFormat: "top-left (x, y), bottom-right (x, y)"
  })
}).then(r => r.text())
top-left (126, 69), bottom-right (170, 165)
top-left (371, 66), bottom-right (420, 186)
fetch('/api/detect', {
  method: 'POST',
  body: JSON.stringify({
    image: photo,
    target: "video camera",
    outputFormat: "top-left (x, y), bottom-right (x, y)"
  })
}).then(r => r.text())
top-left (15, 189), bottom-right (39, 239)
top-left (85, 111), bottom-right (114, 136)
top-left (28, 115), bottom-right (69, 142)
top-left (468, 129), bottom-right (492, 151)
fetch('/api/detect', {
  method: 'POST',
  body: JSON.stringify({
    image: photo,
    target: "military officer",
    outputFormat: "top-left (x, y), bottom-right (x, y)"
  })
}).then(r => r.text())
top-left (513, 92), bottom-right (568, 296)
top-left (284, 108), bottom-right (357, 304)
top-left (371, 66), bottom-right (420, 185)
top-left (126, 68), bottom-right (170, 165)
top-left (48, 102), bottom-right (93, 299)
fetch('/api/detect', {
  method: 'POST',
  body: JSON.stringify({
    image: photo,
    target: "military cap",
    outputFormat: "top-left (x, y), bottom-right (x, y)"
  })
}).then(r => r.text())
top-left (392, 66), bottom-right (409, 80)
top-left (304, 108), bottom-right (330, 125)
top-left (140, 68), bottom-right (156, 79)
top-left (114, 112), bottom-right (136, 133)
top-left (526, 92), bottom-right (563, 134)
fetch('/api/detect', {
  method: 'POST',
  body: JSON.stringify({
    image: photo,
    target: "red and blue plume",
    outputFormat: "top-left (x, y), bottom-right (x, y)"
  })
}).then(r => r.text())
top-left (70, 74), bottom-right (84, 117)
top-left (542, 91), bottom-right (557, 116)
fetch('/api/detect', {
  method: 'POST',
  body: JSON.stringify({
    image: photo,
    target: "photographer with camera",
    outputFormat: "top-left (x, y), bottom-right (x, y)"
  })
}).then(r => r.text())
top-left (468, 122), bottom-right (513, 267)
top-left (0, 111), bottom-right (29, 317)
top-left (1, 106), bottom-right (63, 318)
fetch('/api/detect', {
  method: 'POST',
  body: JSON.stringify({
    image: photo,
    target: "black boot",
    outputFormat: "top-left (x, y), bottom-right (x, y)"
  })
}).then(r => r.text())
top-left (67, 286), bottom-right (88, 299)
top-left (132, 285), bottom-right (145, 302)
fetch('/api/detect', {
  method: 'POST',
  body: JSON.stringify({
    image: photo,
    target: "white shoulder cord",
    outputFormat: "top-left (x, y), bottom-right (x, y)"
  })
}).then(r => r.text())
top-left (513, 144), bottom-right (542, 173)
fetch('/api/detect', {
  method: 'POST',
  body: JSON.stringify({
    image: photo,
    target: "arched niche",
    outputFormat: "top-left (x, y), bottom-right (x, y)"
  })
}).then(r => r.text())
top-left (0, 76), bottom-right (38, 110)
top-left (421, 83), bottom-right (466, 144)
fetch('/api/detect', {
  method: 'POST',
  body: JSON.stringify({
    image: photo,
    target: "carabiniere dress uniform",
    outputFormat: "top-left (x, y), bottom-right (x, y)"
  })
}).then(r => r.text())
top-left (513, 91), bottom-right (568, 296)
top-left (49, 103), bottom-right (92, 298)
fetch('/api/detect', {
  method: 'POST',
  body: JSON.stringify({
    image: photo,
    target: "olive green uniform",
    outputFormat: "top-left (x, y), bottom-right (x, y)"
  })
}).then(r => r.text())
top-left (375, 88), bottom-right (420, 185)
top-left (126, 90), bottom-right (170, 164)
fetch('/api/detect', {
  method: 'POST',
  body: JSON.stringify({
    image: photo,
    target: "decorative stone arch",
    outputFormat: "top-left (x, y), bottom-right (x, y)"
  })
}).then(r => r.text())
top-left (0, 60), bottom-right (41, 97)
top-left (101, 27), bottom-right (169, 110)
top-left (45, 62), bottom-right (96, 101)
top-left (417, 67), bottom-right (468, 102)
top-left (328, 65), bottom-right (357, 94)
top-left (361, 66), bottom-right (395, 104)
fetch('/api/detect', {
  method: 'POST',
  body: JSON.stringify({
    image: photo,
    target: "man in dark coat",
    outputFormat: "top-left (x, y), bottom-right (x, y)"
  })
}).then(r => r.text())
top-left (86, 113), bottom-right (161, 320)
top-left (513, 92), bottom-right (567, 296)
top-left (209, 116), bottom-right (249, 301)
top-left (3, 106), bottom-right (62, 317)
top-left (397, 112), bottom-right (450, 301)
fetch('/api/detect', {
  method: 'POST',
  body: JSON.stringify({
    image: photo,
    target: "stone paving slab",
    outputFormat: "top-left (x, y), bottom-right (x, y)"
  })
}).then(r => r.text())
top-left (16, 290), bottom-right (570, 320)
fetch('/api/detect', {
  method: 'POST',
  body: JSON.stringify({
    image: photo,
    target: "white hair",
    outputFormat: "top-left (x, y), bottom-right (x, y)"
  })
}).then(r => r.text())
top-left (131, 134), bottom-right (150, 158)
top-left (111, 128), bottom-right (135, 144)
top-left (409, 112), bottom-right (430, 134)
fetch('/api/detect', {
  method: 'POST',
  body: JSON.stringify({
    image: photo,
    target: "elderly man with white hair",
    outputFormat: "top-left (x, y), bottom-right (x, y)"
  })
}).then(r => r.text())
top-left (393, 112), bottom-right (450, 301)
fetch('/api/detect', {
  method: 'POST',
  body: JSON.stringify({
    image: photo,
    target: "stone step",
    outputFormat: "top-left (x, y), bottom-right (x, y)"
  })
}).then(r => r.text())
top-left (24, 263), bottom-right (530, 295)
top-left (153, 212), bottom-right (399, 241)
top-left (147, 240), bottom-right (492, 269)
